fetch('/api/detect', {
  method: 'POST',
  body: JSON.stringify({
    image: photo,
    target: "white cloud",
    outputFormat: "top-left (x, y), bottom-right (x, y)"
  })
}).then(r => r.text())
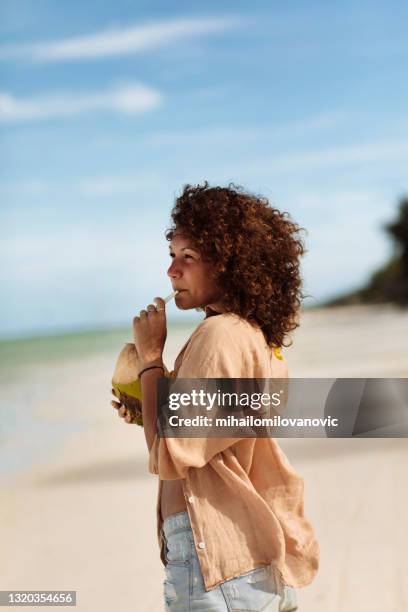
top-left (0, 17), bottom-right (241, 63)
top-left (78, 173), bottom-right (161, 197)
top-left (0, 82), bottom-right (161, 123)
top-left (144, 111), bottom-right (345, 147)
top-left (289, 189), bottom-right (389, 218)
top-left (0, 228), bottom-right (167, 279)
top-left (0, 179), bottom-right (51, 197)
top-left (241, 140), bottom-right (408, 174)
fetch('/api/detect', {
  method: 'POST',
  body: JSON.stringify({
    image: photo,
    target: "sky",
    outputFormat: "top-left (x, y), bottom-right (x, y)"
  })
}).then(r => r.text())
top-left (0, 0), bottom-right (407, 338)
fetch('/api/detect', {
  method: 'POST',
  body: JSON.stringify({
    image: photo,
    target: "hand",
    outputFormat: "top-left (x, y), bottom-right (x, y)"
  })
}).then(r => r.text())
top-left (132, 297), bottom-right (167, 371)
top-left (111, 388), bottom-right (143, 425)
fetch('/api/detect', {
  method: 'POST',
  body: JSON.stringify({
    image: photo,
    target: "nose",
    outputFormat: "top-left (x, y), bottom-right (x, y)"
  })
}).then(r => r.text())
top-left (167, 259), bottom-right (182, 280)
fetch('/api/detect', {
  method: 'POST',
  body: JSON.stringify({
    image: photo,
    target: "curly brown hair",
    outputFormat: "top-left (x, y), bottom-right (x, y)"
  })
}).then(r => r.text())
top-left (166, 182), bottom-right (306, 348)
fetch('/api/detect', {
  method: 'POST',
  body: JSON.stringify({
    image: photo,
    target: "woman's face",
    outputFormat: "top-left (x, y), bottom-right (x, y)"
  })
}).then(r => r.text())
top-left (167, 232), bottom-right (222, 311)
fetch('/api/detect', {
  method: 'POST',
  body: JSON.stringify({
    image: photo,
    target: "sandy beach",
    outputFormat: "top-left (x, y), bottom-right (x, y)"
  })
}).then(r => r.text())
top-left (1, 305), bottom-right (407, 611)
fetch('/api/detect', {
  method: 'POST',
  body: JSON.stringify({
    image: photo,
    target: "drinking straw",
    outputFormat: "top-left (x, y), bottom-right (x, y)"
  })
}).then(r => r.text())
top-left (163, 289), bottom-right (179, 304)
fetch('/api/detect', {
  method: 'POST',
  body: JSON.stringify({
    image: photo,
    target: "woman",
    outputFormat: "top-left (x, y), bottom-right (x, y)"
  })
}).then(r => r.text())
top-left (112, 183), bottom-right (319, 611)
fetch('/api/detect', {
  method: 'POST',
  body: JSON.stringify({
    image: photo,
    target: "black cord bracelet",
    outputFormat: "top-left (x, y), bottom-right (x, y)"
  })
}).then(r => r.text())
top-left (138, 365), bottom-right (165, 379)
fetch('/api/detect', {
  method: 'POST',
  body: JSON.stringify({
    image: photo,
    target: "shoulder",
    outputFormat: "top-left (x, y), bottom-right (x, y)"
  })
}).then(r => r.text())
top-left (177, 314), bottom-right (270, 378)
top-left (184, 314), bottom-right (246, 359)
top-left (193, 313), bottom-right (257, 341)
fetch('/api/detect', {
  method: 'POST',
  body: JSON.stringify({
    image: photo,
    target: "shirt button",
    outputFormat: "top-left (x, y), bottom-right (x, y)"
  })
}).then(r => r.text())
top-left (198, 541), bottom-right (206, 550)
top-left (188, 496), bottom-right (194, 503)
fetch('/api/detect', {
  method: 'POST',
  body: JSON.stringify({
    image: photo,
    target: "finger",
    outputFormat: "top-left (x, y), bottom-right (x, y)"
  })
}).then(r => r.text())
top-left (139, 309), bottom-right (147, 318)
top-left (153, 297), bottom-right (166, 313)
top-left (132, 317), bottom-right (140, 343)
top-left (134, 399), bottom-right (142, 411)
top-left (146, 304), bottom-right (157, 313)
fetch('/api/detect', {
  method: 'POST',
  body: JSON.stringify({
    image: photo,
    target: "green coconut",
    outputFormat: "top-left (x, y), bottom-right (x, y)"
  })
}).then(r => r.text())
top-left (111, 343), bottom-right (173, 426)
top-left (111, 343), bottom-right (144, 426)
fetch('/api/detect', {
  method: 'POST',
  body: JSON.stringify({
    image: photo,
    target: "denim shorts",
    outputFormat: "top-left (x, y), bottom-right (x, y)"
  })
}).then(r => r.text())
top-left (161, 511), bottom-right (298, 611)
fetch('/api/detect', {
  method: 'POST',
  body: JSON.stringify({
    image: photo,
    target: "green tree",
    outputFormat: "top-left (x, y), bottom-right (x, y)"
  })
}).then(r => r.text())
top-left (386, 198), bottom-right (408, 277)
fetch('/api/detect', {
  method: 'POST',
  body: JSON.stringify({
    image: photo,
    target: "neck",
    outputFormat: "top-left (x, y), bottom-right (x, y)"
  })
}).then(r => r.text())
top-left (204, 302), bottom-right (225, 317)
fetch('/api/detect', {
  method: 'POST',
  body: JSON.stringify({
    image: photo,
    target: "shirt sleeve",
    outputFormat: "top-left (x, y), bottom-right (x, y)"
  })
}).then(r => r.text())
top-left (148, 317), bottom-right (248, 479)
top-left (148, 434), bottom-right (243, 479)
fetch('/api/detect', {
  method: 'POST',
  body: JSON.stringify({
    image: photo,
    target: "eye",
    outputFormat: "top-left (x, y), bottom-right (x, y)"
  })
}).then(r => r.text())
top-left (169, 253), bottom-right (175, 258)
top-left (184, 254), bottom-right (194, 260)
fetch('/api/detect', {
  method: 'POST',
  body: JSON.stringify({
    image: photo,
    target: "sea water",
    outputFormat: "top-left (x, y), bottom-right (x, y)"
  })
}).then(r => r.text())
top-left (0, 320), bottom-right (197, 483)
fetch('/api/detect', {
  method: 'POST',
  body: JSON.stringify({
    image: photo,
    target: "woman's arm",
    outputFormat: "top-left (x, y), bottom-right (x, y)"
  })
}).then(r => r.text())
top-left (140, 365), bottom-right (164, 452)
top-left (132, 296), bottom-right (167, 453)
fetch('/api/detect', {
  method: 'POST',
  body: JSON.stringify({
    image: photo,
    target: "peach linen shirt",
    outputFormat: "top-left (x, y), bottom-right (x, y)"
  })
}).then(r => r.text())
top-left (148, 312), bottom-right (320, 592)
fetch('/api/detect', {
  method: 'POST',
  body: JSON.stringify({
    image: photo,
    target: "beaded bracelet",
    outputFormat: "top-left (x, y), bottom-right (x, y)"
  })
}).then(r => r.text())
top-left (138, 365), bottom-right (165, 379)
